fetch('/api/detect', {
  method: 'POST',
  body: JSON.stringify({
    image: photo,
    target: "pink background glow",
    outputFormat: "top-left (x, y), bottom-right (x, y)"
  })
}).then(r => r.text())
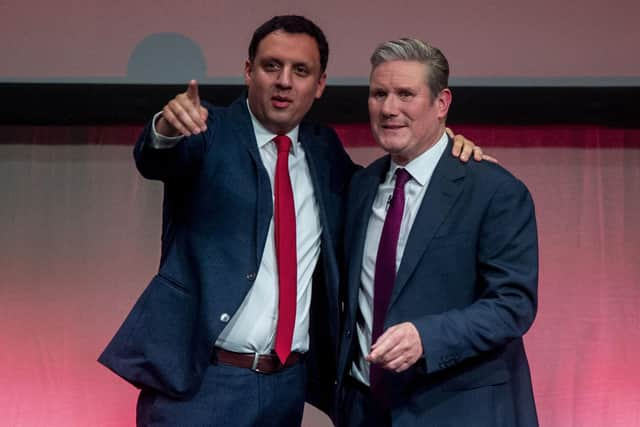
top-left (1, 125), bottom-right (639, 426)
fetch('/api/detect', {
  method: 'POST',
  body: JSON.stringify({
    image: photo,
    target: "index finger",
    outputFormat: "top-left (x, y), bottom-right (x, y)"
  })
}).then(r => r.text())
top-left (186, 79), bottom-right (200, 105)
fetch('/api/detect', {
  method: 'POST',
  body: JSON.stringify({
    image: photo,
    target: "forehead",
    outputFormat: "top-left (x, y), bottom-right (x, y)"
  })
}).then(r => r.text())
top-left (254, 30), bottom-right (321, 64)
top-left (370, 60), bottom-right (428, 87)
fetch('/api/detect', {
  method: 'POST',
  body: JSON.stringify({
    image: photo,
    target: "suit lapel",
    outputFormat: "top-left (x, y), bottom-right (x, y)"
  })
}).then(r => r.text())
top-left (230, 97), bottom-right (263, 166)
top-left (229, 99), bottom-right (273, 267)
top-left (389, 142), bottom-right (466, 309)
top-left (346, 157), bottom-right (390, 318)
top-left (298, 123), bottom-right (326, 212)
top-left (298, 124), bottom-right (340, 308)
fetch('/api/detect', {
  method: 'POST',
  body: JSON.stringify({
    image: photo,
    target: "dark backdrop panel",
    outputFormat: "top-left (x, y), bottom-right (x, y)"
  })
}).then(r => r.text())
top-left (2, 84), bottom-right (639, 127)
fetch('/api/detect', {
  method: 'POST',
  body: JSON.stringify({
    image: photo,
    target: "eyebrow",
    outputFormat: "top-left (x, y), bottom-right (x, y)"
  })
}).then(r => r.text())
top-left (260, 56), bottom-right (313, 66)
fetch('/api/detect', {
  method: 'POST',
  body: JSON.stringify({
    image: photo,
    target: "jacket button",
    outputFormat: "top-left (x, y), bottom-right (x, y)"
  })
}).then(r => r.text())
top-left (220, 313), bottom-right (230, 323)
top-left (246, 272), bottom-right (257, 281)
top-left (345, 329), bottom-right (351, 337)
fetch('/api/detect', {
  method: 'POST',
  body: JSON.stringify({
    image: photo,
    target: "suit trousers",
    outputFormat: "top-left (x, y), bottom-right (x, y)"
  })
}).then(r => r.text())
top-left (339, 376), bottom-right (391, 427)
top-left (136, 358), bottom-right (306, 427)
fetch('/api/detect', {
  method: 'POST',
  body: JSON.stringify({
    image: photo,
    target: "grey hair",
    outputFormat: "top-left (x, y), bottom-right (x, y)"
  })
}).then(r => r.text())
top-left (370, 38), bottom-right (449, 100)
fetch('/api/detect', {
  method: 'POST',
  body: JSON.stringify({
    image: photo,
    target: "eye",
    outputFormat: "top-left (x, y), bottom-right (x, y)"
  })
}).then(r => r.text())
top-left (263, 61), bottom-right (280, 72)
top-left (371, 90), bottom-right (386, 100)
top-left (398, 90), bottom-right (414, 100)
top-left (294, 65), bottom-right (310, 76)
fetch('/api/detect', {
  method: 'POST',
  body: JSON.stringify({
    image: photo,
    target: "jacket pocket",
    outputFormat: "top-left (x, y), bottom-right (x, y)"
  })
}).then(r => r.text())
top-left (440, 358), bottom-right (510, 391)
top-left (156, 273), bottom-right (191, 296)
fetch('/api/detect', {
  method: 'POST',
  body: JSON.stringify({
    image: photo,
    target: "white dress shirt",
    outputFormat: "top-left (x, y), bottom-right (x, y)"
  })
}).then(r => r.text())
top-left (150, 104), bottom-right (322, 354)
top-left (351, 131), bottom-right (449, 385)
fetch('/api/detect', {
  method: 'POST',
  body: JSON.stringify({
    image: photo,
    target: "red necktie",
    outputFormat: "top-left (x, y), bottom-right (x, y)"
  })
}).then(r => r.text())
top-left (273, 134), bottom-right (297, 364)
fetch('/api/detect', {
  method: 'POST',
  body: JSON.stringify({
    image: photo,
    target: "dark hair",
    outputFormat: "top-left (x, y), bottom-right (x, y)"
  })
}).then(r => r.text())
top-left (248, 15), bottom-right (329, 73)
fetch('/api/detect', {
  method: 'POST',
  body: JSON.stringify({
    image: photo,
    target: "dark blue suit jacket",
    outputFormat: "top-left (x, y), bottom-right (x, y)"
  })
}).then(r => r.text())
top-left (338, 139), bottom-right (539, 426)
top-left (99, 97), bottom-right (357, 417)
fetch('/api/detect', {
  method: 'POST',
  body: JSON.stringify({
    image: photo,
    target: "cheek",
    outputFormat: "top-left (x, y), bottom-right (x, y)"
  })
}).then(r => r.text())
top-left (298, 90), bottom-right (318, 110)
top-left (403, 104), bottom-right (423, 121)
top-left (409, 110), bottom-right (433, 133)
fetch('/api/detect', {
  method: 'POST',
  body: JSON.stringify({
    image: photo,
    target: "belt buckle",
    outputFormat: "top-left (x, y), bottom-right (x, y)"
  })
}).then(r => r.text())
top-left (251, 352), bottom-right (261, 372)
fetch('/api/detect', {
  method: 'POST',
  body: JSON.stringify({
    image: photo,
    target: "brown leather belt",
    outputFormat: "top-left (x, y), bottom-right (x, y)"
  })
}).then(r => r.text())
top-left (213, 348), bottom-right (302, 374)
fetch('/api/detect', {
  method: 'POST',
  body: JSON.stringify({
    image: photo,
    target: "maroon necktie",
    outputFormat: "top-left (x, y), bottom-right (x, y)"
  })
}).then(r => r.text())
top-left (370, 168), bottom-right (411, 404)
top-left (273, 134), bottom-right (297, 364)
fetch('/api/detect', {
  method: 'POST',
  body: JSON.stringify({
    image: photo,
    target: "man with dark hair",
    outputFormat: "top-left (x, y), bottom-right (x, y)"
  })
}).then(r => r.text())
top-left (248, 15), bottom-right (330, 73)
top-left (99, 17), bottom-right (483, 427)
top-left (337, 38), bottom-right (538, 427)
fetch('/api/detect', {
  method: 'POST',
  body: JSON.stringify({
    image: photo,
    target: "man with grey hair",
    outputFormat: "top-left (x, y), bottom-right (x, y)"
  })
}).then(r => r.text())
top-left (336, 38), bottom-right (539, 426)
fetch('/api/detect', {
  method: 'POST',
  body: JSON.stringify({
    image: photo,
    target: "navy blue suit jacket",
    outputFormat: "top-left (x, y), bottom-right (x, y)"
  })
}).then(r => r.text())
top-left (338, 139), bottom-right (539, 426)
top-left (99, 97), bottom-right (357, 417)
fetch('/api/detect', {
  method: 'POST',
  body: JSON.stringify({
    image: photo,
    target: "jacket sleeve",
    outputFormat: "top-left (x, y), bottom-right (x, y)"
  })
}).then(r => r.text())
top-left (133, 105), bottom-right (216, 182)
top-left (413, 178), bottom-right (539, 374)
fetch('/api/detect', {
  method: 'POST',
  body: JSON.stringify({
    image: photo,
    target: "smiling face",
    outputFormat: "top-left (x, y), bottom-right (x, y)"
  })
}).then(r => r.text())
top-left (245, 30), bottom-right (327, 135)
top-left (368, 60), bottom-right (451, 165)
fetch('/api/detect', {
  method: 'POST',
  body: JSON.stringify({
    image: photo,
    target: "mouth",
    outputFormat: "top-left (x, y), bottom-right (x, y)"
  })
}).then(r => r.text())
top-left (381, 123), bottom-right (406, 131)
top-left (271, 95), bottom-right (293, 109)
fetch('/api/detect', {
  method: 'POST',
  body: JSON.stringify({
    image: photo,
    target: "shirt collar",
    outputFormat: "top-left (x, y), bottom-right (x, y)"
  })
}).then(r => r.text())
top-left (247, 100), bottom-right (299, 155)
top-left (388, 131), bottom-right (449, 186)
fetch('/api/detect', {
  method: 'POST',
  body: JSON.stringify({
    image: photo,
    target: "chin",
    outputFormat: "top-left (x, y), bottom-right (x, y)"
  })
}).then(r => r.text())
top-left (267, 113), bottom-right (293, 125)
top-left (377, 138), bottom-right (405, 152)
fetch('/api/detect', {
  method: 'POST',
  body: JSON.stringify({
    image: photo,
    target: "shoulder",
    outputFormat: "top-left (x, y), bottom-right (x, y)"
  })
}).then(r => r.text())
top-left (301, 120), bottom-right (343, 145)
top-left (349, 155), bottom-right (387, 190)
top-left (458, 159), bottom-right (534, 214)
top-left (300, 120), bottom-right (355, 165)
top-left (455, 154), bottom-right (529, 191)
top-left (201, 98), bottom-right (247, 128)
top-left (428, 151), bottom-right (535, 215)
top-left (357, 155), bottom-right (388, 177)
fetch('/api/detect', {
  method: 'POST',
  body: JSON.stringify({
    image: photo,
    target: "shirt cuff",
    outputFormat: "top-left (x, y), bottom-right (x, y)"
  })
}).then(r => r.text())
top-left (148, 111), bottom-right (184, 149)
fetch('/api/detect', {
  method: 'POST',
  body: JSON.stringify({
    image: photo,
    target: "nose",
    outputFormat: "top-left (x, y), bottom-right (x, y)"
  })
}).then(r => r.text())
top-left (380, 94), bottom-right (398, 117)
top-left (276, 67), bottom-right (293, 88)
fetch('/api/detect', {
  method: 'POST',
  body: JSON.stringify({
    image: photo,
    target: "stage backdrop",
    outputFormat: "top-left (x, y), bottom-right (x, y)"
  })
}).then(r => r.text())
top-left (3, 0), bottom-right (640, 86)
top-left (1, 125), bottom-right (639, 426)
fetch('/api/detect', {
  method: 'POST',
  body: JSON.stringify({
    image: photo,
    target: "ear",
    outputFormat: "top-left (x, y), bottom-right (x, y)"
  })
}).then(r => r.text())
top-left (436, 88), bottom-right (452, 120)
top-left (314, 72), bottom-right (328, 99)
top-left (244, 59), bottom-right (253, 86)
